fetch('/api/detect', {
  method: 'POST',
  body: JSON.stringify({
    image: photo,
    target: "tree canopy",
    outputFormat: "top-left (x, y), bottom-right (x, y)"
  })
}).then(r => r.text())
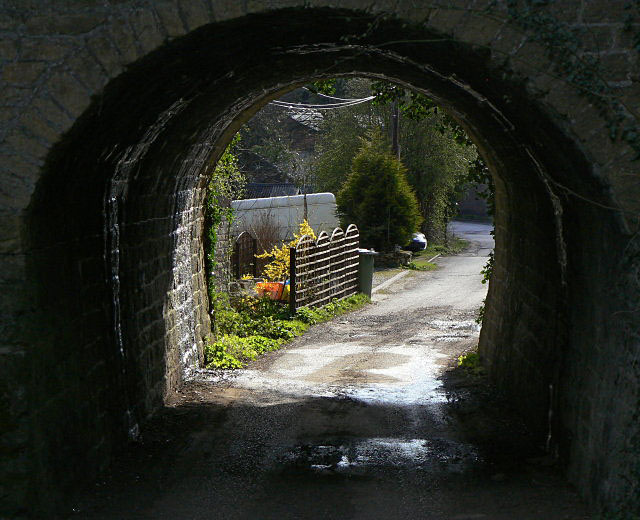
top-left (312, 78), bottom-right (479, 243)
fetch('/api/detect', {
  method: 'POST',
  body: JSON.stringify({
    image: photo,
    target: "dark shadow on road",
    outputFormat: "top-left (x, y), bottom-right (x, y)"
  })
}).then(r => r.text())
top-left (68, 366), bottom-right (589, 520)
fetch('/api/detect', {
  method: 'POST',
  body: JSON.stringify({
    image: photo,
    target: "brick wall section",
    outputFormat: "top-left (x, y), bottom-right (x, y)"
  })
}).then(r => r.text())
top-left (0, 0), bottom-right (638, 515)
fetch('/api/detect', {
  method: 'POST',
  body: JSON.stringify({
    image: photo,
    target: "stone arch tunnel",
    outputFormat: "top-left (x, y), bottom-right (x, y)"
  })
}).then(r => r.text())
top-left (0, 1), bottom-right (639, 516)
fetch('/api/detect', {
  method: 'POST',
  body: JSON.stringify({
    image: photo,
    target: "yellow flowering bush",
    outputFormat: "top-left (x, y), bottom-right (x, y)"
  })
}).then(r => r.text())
top-left (256, 220), bottom-right (316, 281)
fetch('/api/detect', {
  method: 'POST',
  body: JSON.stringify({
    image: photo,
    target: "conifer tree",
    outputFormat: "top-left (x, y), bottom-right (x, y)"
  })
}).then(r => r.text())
top-left (337, 131), bottom-right (422, 252)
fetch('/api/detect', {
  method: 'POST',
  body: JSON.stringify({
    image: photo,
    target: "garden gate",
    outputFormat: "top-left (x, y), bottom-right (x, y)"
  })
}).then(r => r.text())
top-left (231, 231), bottom-right (258, 279)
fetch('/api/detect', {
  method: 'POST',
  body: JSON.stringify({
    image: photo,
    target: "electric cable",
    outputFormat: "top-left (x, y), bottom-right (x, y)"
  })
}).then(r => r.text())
top-left (301, 87), bottom-right (366, 102)
top-left (270, 96), bottom-right (375, 110)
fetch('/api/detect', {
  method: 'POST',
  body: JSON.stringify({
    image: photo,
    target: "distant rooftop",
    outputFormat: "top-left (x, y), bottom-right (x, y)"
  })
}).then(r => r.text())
top-left (244, 183), bottom-right (302, 199)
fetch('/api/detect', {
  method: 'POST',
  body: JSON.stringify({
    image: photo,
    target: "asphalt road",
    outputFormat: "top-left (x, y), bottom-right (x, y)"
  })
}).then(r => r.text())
top-left (73, 222), bottom-right (591, 519)
top-left (448, 220), bottom-right (495, 256)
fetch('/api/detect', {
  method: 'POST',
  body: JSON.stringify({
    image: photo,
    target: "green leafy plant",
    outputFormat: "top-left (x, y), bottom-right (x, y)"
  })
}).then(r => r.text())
top-left (205, 334), bottom-right (285, 369)
top-left (205, 292), bottom-right (370, 369)
top-left (480, 251), bottom-right (494, 286)
top-left (475, 301), bottom-right (486, 326)
top-left (501, 0), bottom-right (640, 160)
top-left (295, 293), bottom-right (370, 325)
top-left (205, 134), bottom-right (246, 303)
top-left (458, 350), bottom-right (484, 376)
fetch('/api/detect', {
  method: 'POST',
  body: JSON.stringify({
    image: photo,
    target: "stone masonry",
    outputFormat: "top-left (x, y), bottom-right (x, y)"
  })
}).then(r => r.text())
top-left (0, 0), bottom-right (638, 516)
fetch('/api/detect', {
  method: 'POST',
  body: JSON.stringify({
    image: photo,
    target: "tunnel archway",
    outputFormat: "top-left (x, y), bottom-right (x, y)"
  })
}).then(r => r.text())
top-left (3, 5), bottom-right (638, 516)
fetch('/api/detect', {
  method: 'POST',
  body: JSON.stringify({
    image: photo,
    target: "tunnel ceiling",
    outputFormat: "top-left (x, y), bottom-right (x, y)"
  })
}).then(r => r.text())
top-left (30, 7), bottom-right (613, 270)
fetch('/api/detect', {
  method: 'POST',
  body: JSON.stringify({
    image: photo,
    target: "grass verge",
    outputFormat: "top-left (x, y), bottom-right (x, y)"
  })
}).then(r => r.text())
top-left (414, 236), bottom-right (469, 259)
top-left (205, 293), bottom-right (370, 369)
top-left (403, 259), bottom-right (438, 271)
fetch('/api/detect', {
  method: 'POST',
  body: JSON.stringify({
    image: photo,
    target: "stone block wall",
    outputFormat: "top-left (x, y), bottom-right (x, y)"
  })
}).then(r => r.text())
top-left (0, 1), bottom-right (638, 516)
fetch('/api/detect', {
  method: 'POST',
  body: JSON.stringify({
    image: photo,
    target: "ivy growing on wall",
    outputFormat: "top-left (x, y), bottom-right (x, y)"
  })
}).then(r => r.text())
top-left (204, 134), bottom-right (246, 304)
top-left (496, 0), bottom-right (640, 161)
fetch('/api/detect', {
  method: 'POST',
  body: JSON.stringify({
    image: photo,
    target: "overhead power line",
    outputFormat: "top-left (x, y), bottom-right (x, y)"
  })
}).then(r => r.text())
top-left (301, 87), bottom-right (365, 102)
top-left (270, 96), bottom-right (375, 111)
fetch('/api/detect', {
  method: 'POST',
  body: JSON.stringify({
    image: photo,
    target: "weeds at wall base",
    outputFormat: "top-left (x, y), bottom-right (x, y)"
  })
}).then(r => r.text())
top-left (458, 350), bottom-right (485, 376)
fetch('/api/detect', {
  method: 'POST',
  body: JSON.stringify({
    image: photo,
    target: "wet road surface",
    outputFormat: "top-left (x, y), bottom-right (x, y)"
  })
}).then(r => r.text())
top-left (72, 222), bottom-right (592, 519)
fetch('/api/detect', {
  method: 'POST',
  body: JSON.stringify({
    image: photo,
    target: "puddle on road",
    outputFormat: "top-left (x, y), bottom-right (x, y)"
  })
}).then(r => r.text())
top-left (340, 378), bottom-right (447, 405)
top-left (433, 333), bottom-right (473, 342)
top-left (409, 331), bottom-right (474, 343)
top-left (404, 319), bottom-right (481, 343)
top-left (429, 320), bottom-right (480, 332)
top-left (349, 332), bottom-right (377, 339)
top-left (282, 437), bottom-right (482, 476)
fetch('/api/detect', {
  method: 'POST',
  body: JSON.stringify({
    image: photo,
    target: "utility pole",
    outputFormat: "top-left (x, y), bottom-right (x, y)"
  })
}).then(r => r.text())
top-left (303, 192), bottom-right (308, 222)
top-left (391, 99), bottom-right (400, 160)
top-left (302, 169), bottom-right (308, 222)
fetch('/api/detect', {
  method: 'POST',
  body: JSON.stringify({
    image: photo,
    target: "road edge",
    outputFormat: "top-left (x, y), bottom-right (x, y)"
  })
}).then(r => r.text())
top-left (372, 253), bottom-right (441, 294)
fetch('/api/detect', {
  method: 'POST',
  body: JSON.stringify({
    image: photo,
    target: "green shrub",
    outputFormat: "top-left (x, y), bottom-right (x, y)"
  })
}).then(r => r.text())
top-left (205, 334), bottom-right (284, 369)
top-left (296, 293), bottom-right (370, 325)
top-left (204, 336), bottom-right (243, 369)
top-left (337, 131), bottom-right (422, 252)
top-left (205, 293), bottom-right (370, 369)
